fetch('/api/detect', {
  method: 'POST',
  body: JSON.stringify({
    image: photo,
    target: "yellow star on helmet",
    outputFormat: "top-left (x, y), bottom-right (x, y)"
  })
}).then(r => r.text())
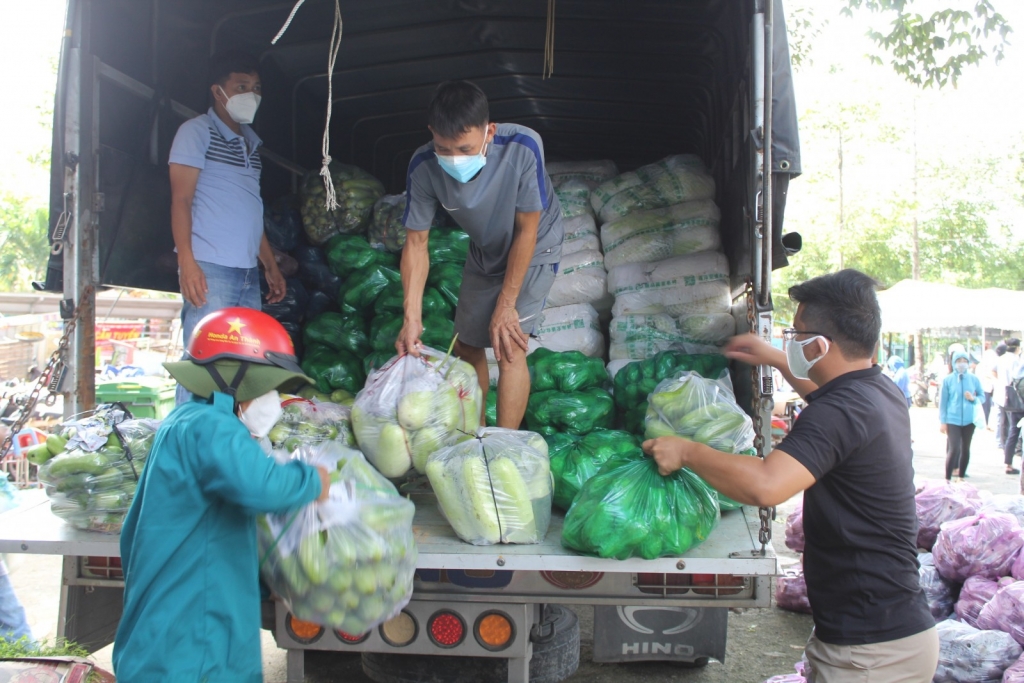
top-left (227, 317), bottom-right (246, 335)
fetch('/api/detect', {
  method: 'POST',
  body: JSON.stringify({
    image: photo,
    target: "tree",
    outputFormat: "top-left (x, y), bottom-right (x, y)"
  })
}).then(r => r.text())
top-left (0, 194), bottom-right (49, 291)
top-left (840, 0), bottom-right (1013, 88)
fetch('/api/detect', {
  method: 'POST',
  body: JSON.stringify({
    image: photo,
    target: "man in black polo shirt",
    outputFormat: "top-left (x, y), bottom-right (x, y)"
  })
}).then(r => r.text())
top-left (644, 269), bottom-right (937, 682)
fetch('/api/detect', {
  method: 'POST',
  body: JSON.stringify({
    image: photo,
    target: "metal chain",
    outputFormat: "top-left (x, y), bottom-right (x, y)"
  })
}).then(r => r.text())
top-left (0, 291), bottom-right (87, 460)
top-left (745, 280), bottom-right (774, 551)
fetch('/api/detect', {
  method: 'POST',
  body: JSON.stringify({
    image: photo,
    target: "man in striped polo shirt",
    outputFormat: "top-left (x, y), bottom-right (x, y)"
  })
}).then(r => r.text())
top-left (398, 81), bottom-right (564, 429)
top-left (168, 50), bottom-right (286, 403)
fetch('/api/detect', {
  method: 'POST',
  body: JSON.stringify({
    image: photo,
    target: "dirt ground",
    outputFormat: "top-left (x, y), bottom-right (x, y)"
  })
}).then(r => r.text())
top-left (7, 405), bottom-right (1020, 682)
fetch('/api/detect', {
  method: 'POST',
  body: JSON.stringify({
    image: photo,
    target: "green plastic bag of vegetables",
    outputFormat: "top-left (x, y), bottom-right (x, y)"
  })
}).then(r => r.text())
top-left (547, 430), bottom-right (642, 509)
top-left (300, 162), bottom-right (385, 244)
top-left (303, 312), bottom-right (371, 359)
top-left (325, 234), bottom-right (397, 278)
top-left (370, 315), bottom-right (455, 354)
top-left (337, 264), bottom-right (401, 312)
top-left (427, 262), bottom-right (464, 308)
top-left (258, 442), bottom-right (416, 633)
top-left (364, 350), bottom-right (393, 376)
top-left (644, 371), bottom-right (757, 511)
top-left (613, 351), bottom-right (730, 414)
top-left (428, 227), bottom-right (470, 264)
top-left (485, 387), bottom-right (497, 426)
top-left (374, 287), bottom-right (453, 320)
top-left (525, 387), bottom-right (614, 437)
top-left (426, 428), bottom-right (552, 545)
top-left (623, 402), bottom-right (649, 436)
top-left (562, 456), bottom-right (721, 559)
top-left (528, 349), bottom-right (608, 393)
top-left (301, 344), bottom-right (366, 395)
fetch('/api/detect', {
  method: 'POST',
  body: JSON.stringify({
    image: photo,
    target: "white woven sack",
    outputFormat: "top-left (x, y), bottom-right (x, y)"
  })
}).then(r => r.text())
top-left (561, 214), bottom-right (600, 256)
top-left (548, 160), bottom-right (619, 190)
top-left (601, 200), bottom-right (721, 269)
top-left (607, 251), bottom-right (730, 317)
top-left (590, 155), bottom-right (715, 223)
top-left (546, 249), bottom-right (607, 308)
top-left (533, 303), bottom-right (605, 358)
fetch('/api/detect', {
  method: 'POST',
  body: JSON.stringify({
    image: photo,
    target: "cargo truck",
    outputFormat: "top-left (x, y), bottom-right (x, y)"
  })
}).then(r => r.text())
top-left (1, 0), bottom-right (799, 680)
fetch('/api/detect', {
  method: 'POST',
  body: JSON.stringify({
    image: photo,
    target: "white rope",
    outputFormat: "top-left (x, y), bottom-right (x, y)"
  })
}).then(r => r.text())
top-left (271, 0), bottom-right (307, 45)
top-left (320, 0), bottom-right (343, 211)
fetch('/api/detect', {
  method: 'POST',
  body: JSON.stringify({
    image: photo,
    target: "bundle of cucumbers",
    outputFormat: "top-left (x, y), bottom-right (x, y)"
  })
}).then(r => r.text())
top-left (37, 406), bottom-right (159, 534)
top-left (268, 397), bottom-right (355, 452)
top-left (426, 428), bottom-right (552, 545)
top-left (644, 371), bottom-right (756, 510)
top-left (258, 442), bottom-right (416, 633)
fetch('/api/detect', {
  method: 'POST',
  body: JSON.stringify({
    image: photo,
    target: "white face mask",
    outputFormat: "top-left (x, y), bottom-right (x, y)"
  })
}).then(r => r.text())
top-left (238, 390), bottom-right (282, 439)
top-left (217, 86), bottom-right (261, 124)
top-left (787, 336), bottom-right (829, 381)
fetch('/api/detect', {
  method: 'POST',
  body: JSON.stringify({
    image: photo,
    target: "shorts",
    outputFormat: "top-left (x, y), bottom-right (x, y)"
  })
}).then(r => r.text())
top-left (453, 263), bottom-right (558, 349)
top-left (803, 627), bottom-right (939, 683)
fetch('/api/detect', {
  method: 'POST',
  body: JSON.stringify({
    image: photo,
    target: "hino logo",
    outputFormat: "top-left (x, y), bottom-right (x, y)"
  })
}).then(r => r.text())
top-left (616, 606), bottom-right (702, 635)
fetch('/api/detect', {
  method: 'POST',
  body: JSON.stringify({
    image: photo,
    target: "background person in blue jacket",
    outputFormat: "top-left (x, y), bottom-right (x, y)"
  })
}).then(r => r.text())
top-left (886, 355), bottom-right (912, 408)
top-left (939, 350), bottom-right (984, 481)
top-left (113, 307), bottom-right (330, 683)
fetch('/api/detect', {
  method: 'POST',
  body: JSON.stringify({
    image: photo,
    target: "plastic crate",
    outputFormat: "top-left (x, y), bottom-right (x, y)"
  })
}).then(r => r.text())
top-left (95, 377), bottom-right (176, 419)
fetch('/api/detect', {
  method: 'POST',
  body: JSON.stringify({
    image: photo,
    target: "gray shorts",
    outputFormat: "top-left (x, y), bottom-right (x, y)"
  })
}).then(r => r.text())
top-left (453, 263), bottom-right (558, 349)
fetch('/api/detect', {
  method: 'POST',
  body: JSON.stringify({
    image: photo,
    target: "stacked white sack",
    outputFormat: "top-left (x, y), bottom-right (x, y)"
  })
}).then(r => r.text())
top-left (590, 155), bottom-right (715, 224)
top-left (607, 251), bottom-right (731, 318)
top-left (546, 249), bottom-right (612, 310)
top-left (548, 160), bottom-right (619, 190)
top-left (561, 214), bottom-right (601, 256)
top-left (601, 200), bottom-right (721, 269)
top-left (607, 312), bottom-right (735, 361)
top-left (532, 303), bottom-right (605, 358)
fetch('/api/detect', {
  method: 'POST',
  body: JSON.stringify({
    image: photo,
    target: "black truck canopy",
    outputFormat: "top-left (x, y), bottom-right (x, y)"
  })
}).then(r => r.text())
top-left (45, 0), bottom-right (795, 293)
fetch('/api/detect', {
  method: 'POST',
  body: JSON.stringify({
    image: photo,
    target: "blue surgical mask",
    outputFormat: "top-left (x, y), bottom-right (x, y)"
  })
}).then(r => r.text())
top-left (955, 361), bottom-right (968, 374)
top-left (436, 137), bottom-right (489, 183)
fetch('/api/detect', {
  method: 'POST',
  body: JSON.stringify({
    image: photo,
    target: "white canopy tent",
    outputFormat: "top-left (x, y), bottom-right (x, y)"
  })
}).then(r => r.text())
top-left (877, 280), bottom-right (1024, 334)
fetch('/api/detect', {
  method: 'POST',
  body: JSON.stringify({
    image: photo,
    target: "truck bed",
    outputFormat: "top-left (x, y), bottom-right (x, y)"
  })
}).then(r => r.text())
top-left (0, 490), bottom-right (776, 575)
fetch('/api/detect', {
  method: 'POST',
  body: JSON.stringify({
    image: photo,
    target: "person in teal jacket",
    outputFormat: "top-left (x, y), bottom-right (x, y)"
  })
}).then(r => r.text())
top-left (939, 350), bottom-right (984, 481)
top-left (113, 308), bottom-right (330, 682)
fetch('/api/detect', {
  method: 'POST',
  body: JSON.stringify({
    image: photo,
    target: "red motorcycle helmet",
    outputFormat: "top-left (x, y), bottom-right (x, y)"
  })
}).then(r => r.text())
top-left (167, 307), bottom-right (308, 400)
top-left (187, 307), bottom-right (303, 372)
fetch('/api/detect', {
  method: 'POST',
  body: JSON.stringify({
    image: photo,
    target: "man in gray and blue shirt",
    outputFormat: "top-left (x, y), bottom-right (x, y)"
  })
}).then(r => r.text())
top-left (168, 50), bottom-right (286, 403)
top-left (398, 81), bottom-right (563, 429)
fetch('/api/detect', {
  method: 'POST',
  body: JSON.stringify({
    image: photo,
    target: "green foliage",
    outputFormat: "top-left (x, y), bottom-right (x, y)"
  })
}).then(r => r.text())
top-left (787, 5), bottom-right (828, 71)
top-left (0, 195), bottom-right (49, 291)
top-left (0, 636), bottom-right (91, 659)
top-left (0, 636), bottom-right (103, 681)
top-left (840, 0), bottom-right (1013, 88)
top-left (778, 195), bottom-right (1024, 322)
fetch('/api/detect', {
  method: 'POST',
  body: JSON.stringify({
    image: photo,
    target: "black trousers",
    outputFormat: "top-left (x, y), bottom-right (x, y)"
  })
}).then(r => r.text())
top-left (1004, 411), bottom-right (1024, 467)
top-left (946, 424), bottom-right (976, 480)
top-left (983, 391), bottom-right (993, 425)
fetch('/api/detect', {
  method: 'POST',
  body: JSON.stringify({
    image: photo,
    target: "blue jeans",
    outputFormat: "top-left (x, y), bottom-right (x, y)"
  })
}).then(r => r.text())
top-left (176, 261), bottom-right (262, 404)
top-left (0, 570), bottom-right (33, 644)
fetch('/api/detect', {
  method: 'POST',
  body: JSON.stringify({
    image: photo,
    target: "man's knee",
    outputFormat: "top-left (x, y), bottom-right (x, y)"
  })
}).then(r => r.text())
top-left (496, 346), bottom-right (527, 369)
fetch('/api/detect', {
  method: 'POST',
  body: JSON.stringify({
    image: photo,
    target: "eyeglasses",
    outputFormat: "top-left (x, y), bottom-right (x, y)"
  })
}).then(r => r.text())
top-left (782, 328), bottom-right (834, 343)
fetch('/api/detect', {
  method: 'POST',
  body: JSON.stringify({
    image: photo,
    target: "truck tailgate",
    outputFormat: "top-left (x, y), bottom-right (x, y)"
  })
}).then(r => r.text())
top-left (1, 490), bottom-right (776, 576)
